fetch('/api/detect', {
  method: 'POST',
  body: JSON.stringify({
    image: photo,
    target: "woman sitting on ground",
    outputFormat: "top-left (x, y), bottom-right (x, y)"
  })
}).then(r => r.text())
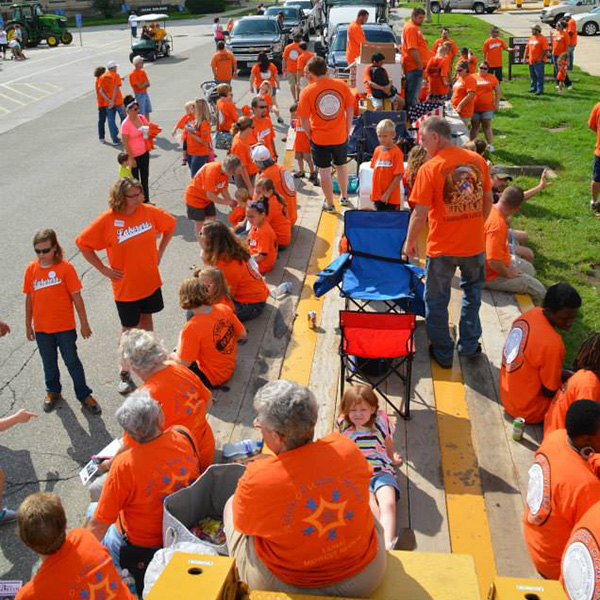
top-left (200, 220), bottom-right (269, 322)
top-left (224, 380), bottom-right (387, 596)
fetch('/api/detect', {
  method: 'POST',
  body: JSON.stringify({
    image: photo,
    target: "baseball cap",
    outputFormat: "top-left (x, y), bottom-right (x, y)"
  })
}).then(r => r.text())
top-left (251, 145), bottom-right (272, 162)
top-left (490, 166), bottom-right (513, 181)
top-left (531, 24), bottom-right (542, 32)
top-left (107, 60), bottom-right (118, 69)
top-left (564, 12), bottom-right (571, 17)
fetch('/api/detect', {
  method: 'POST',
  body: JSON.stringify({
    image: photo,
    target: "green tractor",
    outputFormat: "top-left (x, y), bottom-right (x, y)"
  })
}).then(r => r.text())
top-left (6, 2), bottom-right (73, 47)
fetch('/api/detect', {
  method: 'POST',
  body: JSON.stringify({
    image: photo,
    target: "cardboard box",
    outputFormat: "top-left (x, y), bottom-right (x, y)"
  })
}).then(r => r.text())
top-left (360, 41), bottom-right (396, 64)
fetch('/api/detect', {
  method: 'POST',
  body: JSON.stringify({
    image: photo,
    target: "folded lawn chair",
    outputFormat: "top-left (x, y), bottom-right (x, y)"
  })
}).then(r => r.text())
top-left (340, 310), bottom-right (416, 418)
top-left (314, 210), bottom-right (425, 316)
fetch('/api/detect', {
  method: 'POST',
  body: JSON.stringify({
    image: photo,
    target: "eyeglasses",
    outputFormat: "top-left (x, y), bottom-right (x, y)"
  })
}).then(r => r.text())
top-left (479, 66), bottom-right (489, 70)
top-left (125, 190), bottom-right (143, 198)
top-left (248, 200), bottom-right (266, 210)
top-left (35, 247), bottom-right (52, 254)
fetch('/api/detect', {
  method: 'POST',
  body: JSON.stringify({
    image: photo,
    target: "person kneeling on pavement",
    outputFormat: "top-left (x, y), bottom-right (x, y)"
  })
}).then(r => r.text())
top-left (224, 380), bottom-right (387, 596)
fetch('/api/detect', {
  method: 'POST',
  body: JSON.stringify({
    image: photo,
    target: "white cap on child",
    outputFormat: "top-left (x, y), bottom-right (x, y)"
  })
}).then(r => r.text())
top-left (251, 145), bottom-right (272, 163)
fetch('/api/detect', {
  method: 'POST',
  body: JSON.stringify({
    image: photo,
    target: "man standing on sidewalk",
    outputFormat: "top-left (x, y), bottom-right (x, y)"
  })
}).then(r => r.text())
top-left (524, 24), bottom-right (548, 96)
top-left (403, 117), bottom-right (493, 368)
top-left (563, 13), bottom-right (577, 71)
top-left (346, 9), bottom-right (368, 67)
top-left (296, 57), bottom-right (354, 212)
top-left (401, 7), bottom-right (431, 108)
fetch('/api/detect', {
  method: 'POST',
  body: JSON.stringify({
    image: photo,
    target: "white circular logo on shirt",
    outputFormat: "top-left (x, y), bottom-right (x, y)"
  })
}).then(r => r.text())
top-left (260, 70), bottom-right (270, 80)
top-left (289, 49), bottom-right (299, 60)
top-left (526, 463), bottom-right (544, 516)
top-left (316, 91), bottom-right (342, 120)
top-left (503, 327), bottom-right (523, 365)
top-left (48, 271), bottom-right (56, 279)
top-left (563, 541), bottom-right (595, 600)
top-left (282, 170), bottom-right (296, 195)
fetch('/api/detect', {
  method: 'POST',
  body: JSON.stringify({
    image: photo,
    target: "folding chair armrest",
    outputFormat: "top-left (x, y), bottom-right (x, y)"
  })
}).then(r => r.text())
top-left (316, 253), bottom-right (350, 278)
top-left (404, 263), bottom-right (425, 279)
top-left (314, 253), bottom-right (350, 298)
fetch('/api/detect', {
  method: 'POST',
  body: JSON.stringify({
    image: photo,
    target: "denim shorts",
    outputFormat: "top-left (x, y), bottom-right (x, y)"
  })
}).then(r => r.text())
top-left (370, 470), bottom-right (400, 498)
top-left (471, 110), bottom-right (495, 121)
top-left (593, 155), bottom-right (600, 183)
top-left (134, 92), bottom-right (152, 115)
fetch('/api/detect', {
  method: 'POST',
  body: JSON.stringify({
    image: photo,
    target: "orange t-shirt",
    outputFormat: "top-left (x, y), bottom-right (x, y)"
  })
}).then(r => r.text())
top-left (296, 77), bottom-right (354, 146)
top-left (128, 68), bottom-right (149, 94)
top-left (22, 260), bottom-right (81, 334)
top-left (248, 221), bottom-right (278, 274)
top-left (217, 97), bottom-right (239, 133)
top-left (566, 17), bottom-right (578, 46)
top-left (99, 72), bottom-right (116, 104)
top-left (451, 74), bottom-right (477, 118)
top-left (283, 42), bottom-right (302, 72)
top-left (297, 50), bottom-right (315, 77)
top-left (178, 304), bottom-right (244, 386)
top-left (95, 77), bottom-right (108, 108)
top-left (186, 119), bottom-right (211, 156)
top-left (525, 34), bottom-right (549, 64)
top-left (500, 307), bottom-right (565, 423)
top-left (588, 102), bottom-right (600, 158)
top-left (468, 54), bottom-right (477, 73)
top-left (560, 501), bottom-right (600, 596)
top-left (551, 30), bottom-right (568, 56)
top-left (15, 529), bottom-right (136, 600)
top-left (124, 364), bottom-right (214, 471)
top-left (94, 428), bottom-right (200, 546)
top-left (292, 118), bottom-right (310, 154)
top-left (261, 163), bottom-right (297, 225)
top-left (474, 72), bottom-right (499, 112)
top-left (410, 146), bottom-right (491, 257)
top-left (425, 55), bottom-right (448, 96)
top-left (260, 91), bottom-right (273, 112)
top-left (175, 112), bottom-right (194, 141)
top-left (211, 49), bottom-right (236, 81)
top-left (228, 204), bottom-right (247, 227)
top-left (76, 205), bottom-right (176, 302)
top-left (346, 21), bottom-right (366, 65)
top-left (214, 257), bottom-right (268, 304)
top-left (253, 115), bottom-right (276, 158)
top-left (370, 144), bottom-right (404, 205)
top-left (185, 162), bottom-right (229, 209)
top-left (482, 37), bottom-right (508, 68)
top-left (231, 133), bottom-right (259, 176)
top-left (265, 194), bottom-right (291, 246)
top-left (523, 429), bottom-right (600, 579)
top-left (108, 71), bottom-right (123, 104)
top-left (484, 205), bottom-right (510, 281)
top-left (401, 20), bottom-right (431, 72)
top-left (251, 63), bottom-right (278, 90)
top-left (233, 433), bottom-right (378, 587)
top-left (544, 370), bottom-right (600, 437)
top-left (432, 37), bottom-right (458, 57)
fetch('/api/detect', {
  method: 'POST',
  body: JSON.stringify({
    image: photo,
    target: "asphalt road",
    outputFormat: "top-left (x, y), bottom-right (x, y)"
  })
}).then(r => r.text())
top-left (0, 17), bottom-right (295, 580)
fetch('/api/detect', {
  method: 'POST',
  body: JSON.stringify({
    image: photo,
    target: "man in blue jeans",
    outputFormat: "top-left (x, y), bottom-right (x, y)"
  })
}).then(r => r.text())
top-left (524, 25), bottom-right (548, 96)
top-left (403, 117), bottom-right (493, 368)
top-left (401, 7), bottom-right (430, 108)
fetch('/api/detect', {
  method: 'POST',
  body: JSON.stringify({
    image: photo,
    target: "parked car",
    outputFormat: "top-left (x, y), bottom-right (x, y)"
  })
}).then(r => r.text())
top-left (318, 4), bottom-right (377, 51)
top-left (285, 0), bottom-right (323, 34)
top-left (265, 5), bottom-right (310, 40)
top-left (430, 0), bottom-right (500, 13)
top-left (325, 22), bottom-right (399, 70)
top-left (540, 0), bottom-right (600, 25)
top-left (322, 0), bottom-right (388, 23)
top-left (573, 5), bottom-right (600, 33)
top-left (225, 16), bottom-right (286, 72)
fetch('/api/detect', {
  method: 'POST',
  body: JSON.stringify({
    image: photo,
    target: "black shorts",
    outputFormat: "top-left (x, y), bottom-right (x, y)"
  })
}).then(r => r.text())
top-left (186, 202), bottom-right (216, 221)
top-left (311, 141), bottom-right (348, 169)
top-left (188, 362), bottom-right (215, 389)
top-left (374, 201), bottom-right (399, 211)
top-left (115, 287), bottom-right (164, 328)
top-left (489, 66), bottom-right (503, 82)
top-left (593, 155), bottom-right (600, 183)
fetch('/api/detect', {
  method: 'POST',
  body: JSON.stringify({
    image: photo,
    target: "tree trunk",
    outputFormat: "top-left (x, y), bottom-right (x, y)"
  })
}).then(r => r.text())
top-left (425, 0), bottom-right (432, 22)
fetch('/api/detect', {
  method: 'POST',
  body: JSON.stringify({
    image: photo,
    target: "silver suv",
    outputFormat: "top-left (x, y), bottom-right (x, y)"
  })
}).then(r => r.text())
top-left (540, 0), bottom-right (600, 25)
top-left (431, 0), bottom-right (500, 14)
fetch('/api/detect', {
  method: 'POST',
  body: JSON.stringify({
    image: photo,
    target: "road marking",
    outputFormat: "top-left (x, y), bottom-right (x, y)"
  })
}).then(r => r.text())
top-left (0, 91), bottom-right (26, 106)
top-left (0, 82), bottom-right (64, 116)
top-left (2, 85), bottom-right (39, 101)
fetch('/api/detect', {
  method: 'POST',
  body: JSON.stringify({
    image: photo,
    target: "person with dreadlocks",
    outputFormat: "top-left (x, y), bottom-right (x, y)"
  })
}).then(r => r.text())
top-left (544, 332), bottom-right (600, 436)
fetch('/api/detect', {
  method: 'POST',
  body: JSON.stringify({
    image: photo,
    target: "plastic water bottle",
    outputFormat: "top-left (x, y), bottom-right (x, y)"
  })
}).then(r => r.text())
top-left (271, 281), bottom-right (293, 300)
top-left (223, 439), bottom-right (264, 461)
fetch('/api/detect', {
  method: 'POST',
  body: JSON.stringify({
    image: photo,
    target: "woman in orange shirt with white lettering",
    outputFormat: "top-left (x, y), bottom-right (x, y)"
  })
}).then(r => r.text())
top-left (255, 177), bottom-right (291, 249)
top-left (246, 200), bottom-right (278, 274)
top-left (76, 178), bottom-right (176, 394)
top-left (250, 52), bottom-right (281, 112)
top-left (230, 116), bottom-right (258, 195)
top-left (186, 97), bottom-right (213, 178)
top-left (451, 60), bottom-right (477, 125)
top-left (23, 229), bottom-right (100, 415)
top-left (470, 60), bottom-right (500, 153)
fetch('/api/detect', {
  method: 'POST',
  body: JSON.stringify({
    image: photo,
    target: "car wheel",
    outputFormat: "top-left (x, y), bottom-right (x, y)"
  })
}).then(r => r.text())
top-left (147, 50), bottom-right (156, 61)
top-left (552, 14), bottom-right (564, 27)
top-left (485, 7), bottom-right (496, 13)
top-left (431, 2), bottom-right (441, 13)
top-left (474, 2), bottom-right (485, 14)
top-left (583, 21), bottom-right (598, 35)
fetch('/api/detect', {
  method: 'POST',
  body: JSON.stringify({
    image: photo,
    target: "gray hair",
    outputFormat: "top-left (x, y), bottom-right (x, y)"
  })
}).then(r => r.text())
top-left (420, 116), bottom-right (452, 140)
top-left (132, 55), bottom-right (144, 66)
top-left (222, 154), bottom-right (242, 174)
top-left (116, 390), bottom-right (162, 443)
top-left (254, 380), bottom-right (318, 450)
top-left (118, 329), bottom-right (168, 375)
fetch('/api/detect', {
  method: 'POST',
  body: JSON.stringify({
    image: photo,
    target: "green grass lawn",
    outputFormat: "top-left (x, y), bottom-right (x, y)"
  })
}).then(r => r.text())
top-left (416, 14), bottom-right (600, 360)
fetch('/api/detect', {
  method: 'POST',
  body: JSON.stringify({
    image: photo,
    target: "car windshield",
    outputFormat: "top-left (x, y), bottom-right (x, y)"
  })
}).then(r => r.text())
top-left (590, 5), bottom-right (600, 11)
top-left (331, 28), bottom-right (395, 51)
top-left (286, 1), bottom-right (313, 8)
top-left (266, 7), bottom-right (299, 18)
top-left (232, 19), bottom-right (278, 34)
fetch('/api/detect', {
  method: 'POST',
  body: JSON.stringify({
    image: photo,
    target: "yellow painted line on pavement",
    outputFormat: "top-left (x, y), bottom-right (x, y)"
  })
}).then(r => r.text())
top-left (0, 105), bottom-right (10, 114)
top-left (0, 91), bottom-right (26, 106)
top-left (2, 85), bottom-right (39, 101)
top-left (515, 293), bottom-right (534, 313)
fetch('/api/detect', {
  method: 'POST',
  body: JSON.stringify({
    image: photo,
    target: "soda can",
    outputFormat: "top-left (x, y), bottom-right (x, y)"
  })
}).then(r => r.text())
top-left (512, 417), bottom-right (525, 441)
top-left (308, 310), bottom-right (317, 329)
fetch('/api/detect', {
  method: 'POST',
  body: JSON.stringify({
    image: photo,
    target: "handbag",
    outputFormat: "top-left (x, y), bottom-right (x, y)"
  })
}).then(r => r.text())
top-left (215, 130), bottom-right (232, 150)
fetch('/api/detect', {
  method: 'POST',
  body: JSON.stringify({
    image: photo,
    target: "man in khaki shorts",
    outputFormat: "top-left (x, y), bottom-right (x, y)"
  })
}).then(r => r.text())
top-left (283, 34), bottom-right (303, 102)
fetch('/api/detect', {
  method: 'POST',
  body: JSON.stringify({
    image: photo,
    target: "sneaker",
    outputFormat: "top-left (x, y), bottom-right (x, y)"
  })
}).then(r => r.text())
top-left (112, 138), bottom-right (122, 145)
top-left (487, 144), bottom-right (495, 153)
top-left (81, 395), bottom-right (102, 415)
top-left (458, 343), bottom-right (482, 359)
top-left (43, 392), bottom-right (62, 413)
top-left (0, 508), bottom-right (17, 526)
top-left (118, 371), bottom-right (137, 395)
top-left (99, 138), bottom-right (107, 144)
top-left (322, 202), bottom-right (335, 213)
top-left (277, 116), bottom-right (284, 125)
top-left (339, 196), bottom-right (350, 207)
top-left (293, 171), bottom-right (305, 178)
top-left (429, 344), bottom-right (452, 369)
top-left (308, 172), bottom-right (320, 186)
top-left (591, 200), bottom-right (600, 214)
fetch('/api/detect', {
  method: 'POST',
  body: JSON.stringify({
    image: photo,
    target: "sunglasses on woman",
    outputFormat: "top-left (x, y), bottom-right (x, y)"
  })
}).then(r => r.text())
top-left (35, 247), bottom-right (53, 254)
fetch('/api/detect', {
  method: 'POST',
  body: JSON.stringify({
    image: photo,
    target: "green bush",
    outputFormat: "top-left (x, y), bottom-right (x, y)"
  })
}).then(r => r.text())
top-left (185, 0), bottom-right (225, 14)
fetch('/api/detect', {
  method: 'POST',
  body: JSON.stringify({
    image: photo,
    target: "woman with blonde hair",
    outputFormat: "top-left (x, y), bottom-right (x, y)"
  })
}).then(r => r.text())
top-left (186, 97), bottom-right (213, 178)
top-left (230, 116), bottom-right (258, 195)
top-left (76, 178), bottom-right (176, 394)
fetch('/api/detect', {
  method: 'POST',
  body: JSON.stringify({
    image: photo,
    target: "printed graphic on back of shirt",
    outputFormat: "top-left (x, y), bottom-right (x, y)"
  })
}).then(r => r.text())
top-left (315, 90), bottom-right (342, 120)
top-left (213, 319), bottom-right (235, 354)
top-left (443, 163), bottom-right (484, 219)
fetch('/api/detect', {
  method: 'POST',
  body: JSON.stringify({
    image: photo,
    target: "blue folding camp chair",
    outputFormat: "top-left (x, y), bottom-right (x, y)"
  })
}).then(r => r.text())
top-left (314, 210), bottom-right (425, 316)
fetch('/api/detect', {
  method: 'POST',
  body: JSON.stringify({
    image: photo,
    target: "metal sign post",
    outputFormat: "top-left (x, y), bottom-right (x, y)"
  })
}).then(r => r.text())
top-left (75, 13), bottom-right (83, 46)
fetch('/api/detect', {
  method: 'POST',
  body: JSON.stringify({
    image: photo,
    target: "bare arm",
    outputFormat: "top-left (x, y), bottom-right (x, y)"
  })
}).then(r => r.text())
top-left (346, 107), bottom-right (353, 136)
top-left (457, 91), bottom-right (475, 113)
top-left (0, 410), bottom-right (37, 432)
top-left (157, 230), bottom-right (174, 265)
top-left (488, 259), bottom-right (520, 278)
top-left (122, 134), bottom-right (135, 161)
top-left (25, 294), bottom-right (34, 341)
top-left (300, 116), bottom-right (311, 140)
top-left (403, 203), bottom-right (429, 258)
top-left (381, 174), bottom-right (402, 203)
top-left (86, 517), bottom-right (110, 541)
top-left (79, 248), bottom-right (123, 281)
top-left (409, 48), bottom-right (422, 70)
top-left (482, 190), bottom-right (493, 220)
top-left (71, 291), bottom-right (92, 339)
top-left (524, 170), bottom-right (548, 200)
top-left (493, 84), bottom-right (501, 110)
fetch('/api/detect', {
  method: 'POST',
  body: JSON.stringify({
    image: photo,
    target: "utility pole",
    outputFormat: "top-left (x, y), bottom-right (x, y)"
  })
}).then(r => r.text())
top-left (425, 0), bottom-right (432, 22)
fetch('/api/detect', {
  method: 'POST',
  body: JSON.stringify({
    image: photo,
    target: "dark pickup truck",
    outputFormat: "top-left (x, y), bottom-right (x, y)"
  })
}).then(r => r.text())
top-left (225, 16), bottom-right (287, 72)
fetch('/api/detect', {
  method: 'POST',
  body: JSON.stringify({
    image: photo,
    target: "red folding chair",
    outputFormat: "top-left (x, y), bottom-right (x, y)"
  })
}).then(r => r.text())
top-left (339, 311), bottom-right (416, 419)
